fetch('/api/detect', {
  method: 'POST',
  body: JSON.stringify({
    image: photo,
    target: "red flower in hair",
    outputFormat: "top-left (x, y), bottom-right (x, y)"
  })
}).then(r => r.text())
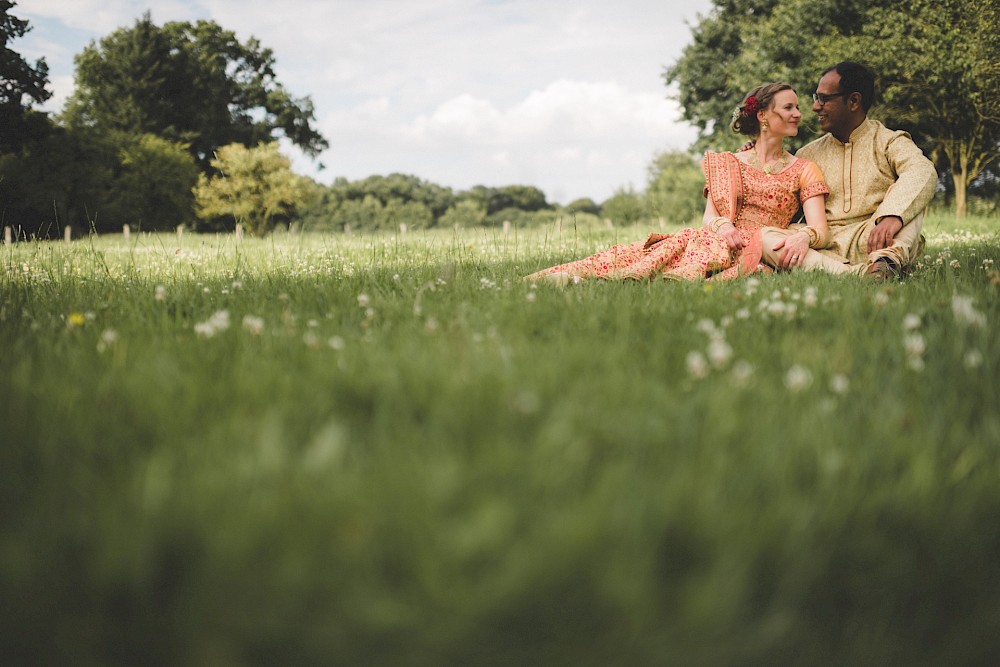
top-left (743, 96), bottom-right (760, 116)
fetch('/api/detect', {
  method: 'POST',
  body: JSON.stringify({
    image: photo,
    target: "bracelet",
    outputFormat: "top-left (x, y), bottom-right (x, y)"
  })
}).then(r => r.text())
top-left (707, 216), bottom-right (732, 234)
top-left (800, 226), bottom-right (820, 248)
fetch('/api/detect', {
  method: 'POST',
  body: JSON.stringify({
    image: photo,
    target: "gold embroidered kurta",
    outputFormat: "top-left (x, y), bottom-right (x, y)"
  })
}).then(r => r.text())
top-left (795, 118), bottom-right (937, 266)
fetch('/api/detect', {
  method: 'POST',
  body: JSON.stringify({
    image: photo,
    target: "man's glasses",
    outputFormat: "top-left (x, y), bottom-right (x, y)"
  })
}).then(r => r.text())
top-left (812, 91), bottom-right (850, 105)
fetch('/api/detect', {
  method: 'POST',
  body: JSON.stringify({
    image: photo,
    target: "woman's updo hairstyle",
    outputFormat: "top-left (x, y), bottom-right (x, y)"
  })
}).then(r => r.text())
top-left (730, 82), bottom-right (794, 136)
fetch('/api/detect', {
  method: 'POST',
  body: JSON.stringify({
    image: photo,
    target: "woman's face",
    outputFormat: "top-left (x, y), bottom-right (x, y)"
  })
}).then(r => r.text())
top-left (762, 89), bottom-right (802, 137)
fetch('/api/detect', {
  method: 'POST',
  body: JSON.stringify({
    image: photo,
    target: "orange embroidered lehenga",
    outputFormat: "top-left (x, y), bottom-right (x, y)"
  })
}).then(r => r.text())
top-left (527, 151), bottom-right (829, 282)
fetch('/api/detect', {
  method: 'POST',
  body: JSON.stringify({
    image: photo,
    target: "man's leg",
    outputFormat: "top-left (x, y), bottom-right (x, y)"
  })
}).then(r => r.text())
top-left (866, 213), bottom-right (925, 270)
top-left (760, 226), bottom-right (863, 275)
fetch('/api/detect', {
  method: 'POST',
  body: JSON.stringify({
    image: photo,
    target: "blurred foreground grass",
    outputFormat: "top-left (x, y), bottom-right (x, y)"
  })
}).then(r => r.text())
top-left (2, 215), bottom-right (999, 665)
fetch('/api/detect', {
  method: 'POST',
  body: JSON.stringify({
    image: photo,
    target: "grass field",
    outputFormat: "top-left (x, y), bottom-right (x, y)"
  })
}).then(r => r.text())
top-left (2, 214), bottom-right (999, 665)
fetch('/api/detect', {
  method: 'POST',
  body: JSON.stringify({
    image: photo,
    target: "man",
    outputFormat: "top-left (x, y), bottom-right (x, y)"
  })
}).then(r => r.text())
top-left (763, 61), bottom-right (938, 277)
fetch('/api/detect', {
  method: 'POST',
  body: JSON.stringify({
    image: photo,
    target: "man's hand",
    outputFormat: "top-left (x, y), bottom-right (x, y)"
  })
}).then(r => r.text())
top-left (869, 215), bottom-right (903, 253)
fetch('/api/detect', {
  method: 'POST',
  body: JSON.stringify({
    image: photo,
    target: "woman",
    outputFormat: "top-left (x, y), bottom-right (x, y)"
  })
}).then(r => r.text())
top-left (526, 83), bottom-right (831, 283)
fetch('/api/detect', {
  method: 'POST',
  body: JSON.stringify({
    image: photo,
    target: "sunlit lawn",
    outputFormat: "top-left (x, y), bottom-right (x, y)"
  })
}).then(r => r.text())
top-left (2, 214), bottom-right (999, 665)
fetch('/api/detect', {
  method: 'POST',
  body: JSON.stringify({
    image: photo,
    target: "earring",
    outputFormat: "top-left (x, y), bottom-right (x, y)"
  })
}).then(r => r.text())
top-left (761, 119), bottom-right (770, 133)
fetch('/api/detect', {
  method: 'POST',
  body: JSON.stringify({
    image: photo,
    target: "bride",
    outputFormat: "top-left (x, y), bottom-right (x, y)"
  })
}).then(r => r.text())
top-left (527, 82), bottom-right (831, 283)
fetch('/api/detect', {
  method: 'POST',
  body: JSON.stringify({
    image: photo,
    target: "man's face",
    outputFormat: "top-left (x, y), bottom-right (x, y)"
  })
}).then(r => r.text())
top-left (813, 71), bottom-right (850, 136)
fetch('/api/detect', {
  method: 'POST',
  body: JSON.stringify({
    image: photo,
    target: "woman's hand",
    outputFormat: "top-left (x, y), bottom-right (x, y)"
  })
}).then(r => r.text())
top-left (717, 222), bottom-right (744, 252)
top-left (771, 230), bottom-right (810, 270)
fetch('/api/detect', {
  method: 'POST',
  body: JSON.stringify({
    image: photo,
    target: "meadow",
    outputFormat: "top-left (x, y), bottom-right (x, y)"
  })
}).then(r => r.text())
top-left (2, 214), bottom-right (999, 665)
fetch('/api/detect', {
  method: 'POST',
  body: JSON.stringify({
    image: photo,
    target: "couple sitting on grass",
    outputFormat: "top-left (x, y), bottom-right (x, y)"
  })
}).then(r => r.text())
top-left (527, 61), bottom-right (937, 284)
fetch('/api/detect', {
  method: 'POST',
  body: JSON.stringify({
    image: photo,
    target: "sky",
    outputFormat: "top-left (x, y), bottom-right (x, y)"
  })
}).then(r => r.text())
top-left (14, 0), bottom-right (715, 205)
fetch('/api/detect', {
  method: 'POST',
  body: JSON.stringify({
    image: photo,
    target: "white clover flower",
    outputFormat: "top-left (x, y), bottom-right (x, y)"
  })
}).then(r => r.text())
top-left (829, 374), bottom-right (850, 395)
top-left (357, 293), bottom-right (370, 307)
top-left (686, 351), bottom-right (709, 379)
top-left (155, 285), bottom-right (167, 301)
top-left (767, 300), bottom-right (787, 317)
top-left (964, 349), bottom-right (984, 369)
top-left (195, 310), bottom-right (230, 338)
top-left (873, 292), bottom-right (890, 307)
top-left (903, 333), bottom-right (926, 358)
top-left (525, 292), bottom-right (537, 303)
top-left (242, 315), bottom-right (265, 336)
top-left (952, 294), bottom-right (986, 329)
top-left (328, 336), bottom-right (346, 350)
top-left (907, 356), bottom-right (925, 372)
top-left (784, 365), bottom-right (813, 392)
top-left (696, 318), bottom-right (717, 335)
top-left (303, 332), bottom-right (321, 349)
top-left (97, 328), bottom-right (119, 353)
top-left (903, 313), bottom-right (922, 331)
top-left (730, 359), bottom-right (754, 386)
top-left (194, 321), bottom-right (215, 338)
top-left (707, 338), bottom-right (733, 369)
top-left (803, 287), bottom-right (818, 308)
top-left (736, 308), bottom-right (751, 320)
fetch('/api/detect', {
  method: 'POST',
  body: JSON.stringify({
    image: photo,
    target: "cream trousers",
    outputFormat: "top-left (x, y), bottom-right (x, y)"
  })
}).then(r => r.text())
top-left (760, 213), bottom-right (925, 275)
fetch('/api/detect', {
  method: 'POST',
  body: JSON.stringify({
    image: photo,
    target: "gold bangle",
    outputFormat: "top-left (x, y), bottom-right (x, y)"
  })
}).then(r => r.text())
top-left (800, 226), bottom-right (820, 248)
top-left (707, 216), bottom-right (732, 234)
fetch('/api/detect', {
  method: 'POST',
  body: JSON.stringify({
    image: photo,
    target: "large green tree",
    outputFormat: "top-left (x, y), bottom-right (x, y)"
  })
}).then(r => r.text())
top-left (65, 13), bottom-right (327, 168)
top-left (0, 0), bottom-right (50, 152)
top-left (666, 0), bottom-right (999, 216)
top-left (840, 0), bottom-right (1000, 217)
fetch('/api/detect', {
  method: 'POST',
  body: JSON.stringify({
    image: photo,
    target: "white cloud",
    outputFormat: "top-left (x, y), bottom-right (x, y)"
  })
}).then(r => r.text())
top-left (16, 0), bottom-right (713, 202)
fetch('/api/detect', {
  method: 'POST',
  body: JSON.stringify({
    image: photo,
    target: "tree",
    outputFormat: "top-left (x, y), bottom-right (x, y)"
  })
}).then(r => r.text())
top-left (564, 198), bottom-right (601, 216)
top-left (65, 14), bottom-right (327, 168)
top-left (110, 134), bottom-right (199, 231)
top-left (667, 0), bottom-right (998, 217)
top-left (839, 0), bottom-right (1000, 217)
top-left (193, 142), bottom-right (308, 236)
top-left (0, 0), bottom-right (51, 152)
top-left (645, 151), bottom-right (706, 225)
top-left (601, 187), bottom-right (644, 225)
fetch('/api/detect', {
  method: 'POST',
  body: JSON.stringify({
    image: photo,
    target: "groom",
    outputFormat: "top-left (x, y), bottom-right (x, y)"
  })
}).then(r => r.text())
top-left (763, 61), bottom-right (937, 277)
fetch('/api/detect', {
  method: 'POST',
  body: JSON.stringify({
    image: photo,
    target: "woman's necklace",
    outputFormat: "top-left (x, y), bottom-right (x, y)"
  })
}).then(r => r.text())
top-left (748, 150), bottom-right (789, 174)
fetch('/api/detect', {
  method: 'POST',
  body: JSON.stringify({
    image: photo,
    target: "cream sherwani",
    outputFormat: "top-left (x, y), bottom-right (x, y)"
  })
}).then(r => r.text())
top-left (762, 118), bottom-right (938, 274)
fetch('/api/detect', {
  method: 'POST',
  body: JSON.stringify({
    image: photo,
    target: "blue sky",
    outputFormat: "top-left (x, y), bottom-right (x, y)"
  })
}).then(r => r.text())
top-left (14, 0), bottom-right (715, 204)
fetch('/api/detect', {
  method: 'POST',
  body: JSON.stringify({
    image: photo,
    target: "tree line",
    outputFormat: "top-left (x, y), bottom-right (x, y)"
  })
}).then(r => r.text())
top-left (666, 0), bottom-right (1000, 218)
top-left (1, 0), bottom-right (997, 239)
top-left (0, 5), bottom-right (703, 238)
